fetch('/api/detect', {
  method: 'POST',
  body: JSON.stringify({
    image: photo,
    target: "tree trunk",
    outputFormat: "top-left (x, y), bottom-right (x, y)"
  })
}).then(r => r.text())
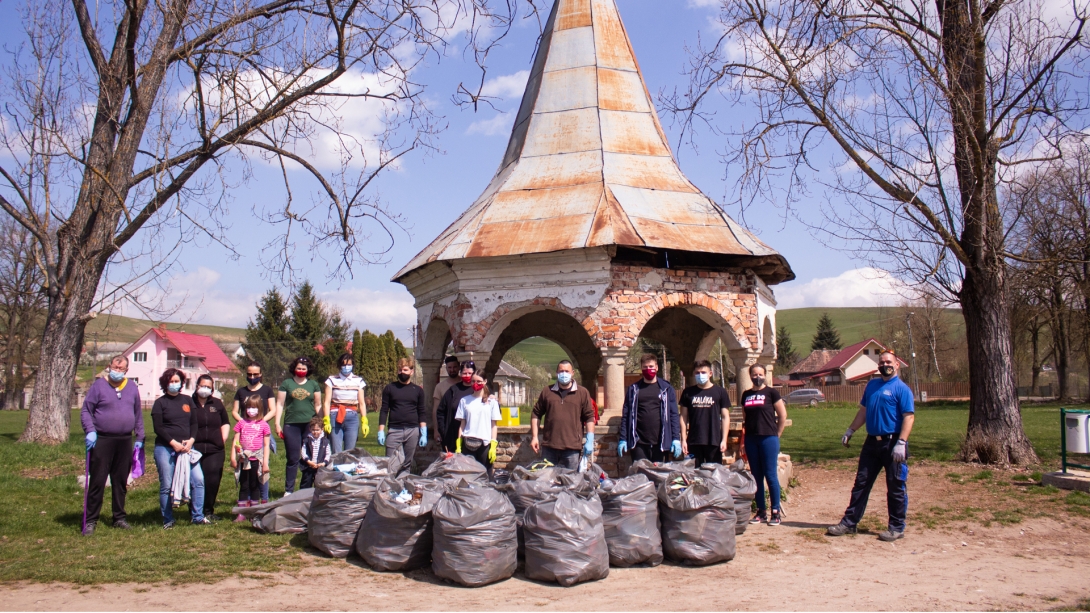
top-left (958, 267), bottom-right (1039, 464)
top-left (1049, 285), bottom-right (1070, 401)
top-left (1030, 318), bottom-right (1041, 396)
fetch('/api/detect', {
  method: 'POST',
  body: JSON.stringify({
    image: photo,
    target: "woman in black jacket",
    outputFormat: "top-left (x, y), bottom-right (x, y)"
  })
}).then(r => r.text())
top-left (192, 374), bottom-right (231, 520)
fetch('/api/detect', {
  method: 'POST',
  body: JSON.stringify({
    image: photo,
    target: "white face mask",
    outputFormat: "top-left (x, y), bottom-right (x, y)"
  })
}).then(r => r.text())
top-left (246, 408), bottom-right (260, 418)
top-left (196, 386), bottom-right (213, 399)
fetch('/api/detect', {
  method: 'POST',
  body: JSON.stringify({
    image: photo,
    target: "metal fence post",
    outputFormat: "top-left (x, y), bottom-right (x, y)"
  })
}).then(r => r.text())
top-left (1061, 407), bottom-right (1067, 474)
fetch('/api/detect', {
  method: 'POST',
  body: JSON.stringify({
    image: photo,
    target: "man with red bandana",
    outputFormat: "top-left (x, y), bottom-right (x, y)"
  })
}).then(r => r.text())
top-left (618, 354), bottom-right (682, 462)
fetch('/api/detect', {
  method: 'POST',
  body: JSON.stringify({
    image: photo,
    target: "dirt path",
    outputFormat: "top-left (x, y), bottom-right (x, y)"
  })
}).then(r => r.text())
top-left (5, 464), bottom-right (1090, 611)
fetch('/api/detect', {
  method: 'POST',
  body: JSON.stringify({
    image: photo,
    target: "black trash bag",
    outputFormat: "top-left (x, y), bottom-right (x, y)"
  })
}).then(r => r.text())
top-left (699, 461), bottom-right (757, 535)
top-left (233, 488), bottom-right (313, 534)
top-left (627, 458), bottom-right (696, 487)
top-left (598, 474), bottom-right (662, 567)
top-left (498, 465), bottom-right (570, 557)
top-left (658, 471), bottom-right (737, 565)
top-left (307, 449), bottom-right (393, 558)
top-left (355, 476), bottom-right (446, 571)
top-left (523, 489), bottom-right (610, 587)
top-left (432, 481), bottom-right (518, 587)
top-left (422, 452), bottom-right (489, 484)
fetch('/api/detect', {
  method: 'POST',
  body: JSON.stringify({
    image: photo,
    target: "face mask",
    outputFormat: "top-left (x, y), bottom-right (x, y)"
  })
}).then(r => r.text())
top-left (340, 365), bottom-right (353, 376)
top-left (557, 372), bottom-right (572, 385)
top-left (752, 376), bottom-right (765, 387)
top-left (168, 382), bottom-right (182, 394)
top-left (295, 369), bottom-right (308, 378)
top-left (695, 373), bottom-right (710, 385)
top-left (247, 375), bottom-right (262, 385)
top-left (879, 365), bottom-right (895, 377)
top-left (398, 373), bottom-right (411, 383)
top-left (461, 374), bottom-right (473, 384)
top-left (108, 370), bottom-right (125, 383)
top-left (246, 408), bottom-right (260, 418)
top-left (196, 386), bottom-right (213, 399)
top-left (642, 368), bottom-right (657, 380)
top-left (472, 382), bottom-right (485, 392)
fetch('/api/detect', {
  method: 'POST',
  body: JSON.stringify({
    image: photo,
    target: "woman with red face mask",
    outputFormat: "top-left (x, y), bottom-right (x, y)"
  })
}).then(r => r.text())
top-left (455, 373), bottom-right (501, 475)
top-left (276, 356), bottom-right (323, 494)
top-left (436, 361), bottom-right (476, 453)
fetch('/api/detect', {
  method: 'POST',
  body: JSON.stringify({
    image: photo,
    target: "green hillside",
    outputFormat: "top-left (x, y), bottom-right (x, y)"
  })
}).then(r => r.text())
top-left (83, 313), bottom-right (246, 345)
top-left (510, 337), bottom-right (571, 369)
top-left (777, 307), bottom-right (965, 349)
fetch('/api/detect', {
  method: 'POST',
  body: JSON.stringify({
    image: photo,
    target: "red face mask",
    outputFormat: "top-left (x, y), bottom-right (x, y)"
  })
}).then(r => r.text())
top-left (472, 382), bottom-right (485, 392)
top-left (461, 374), bottom-right (473, 384)
top-left (295, 369), bottom-right (308, 378)
top-left (642, 368), bottom-right (657, 380)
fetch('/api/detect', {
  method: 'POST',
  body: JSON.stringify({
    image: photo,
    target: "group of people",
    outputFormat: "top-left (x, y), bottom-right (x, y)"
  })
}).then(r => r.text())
top-left (80, 348), bottom-right (915, 542)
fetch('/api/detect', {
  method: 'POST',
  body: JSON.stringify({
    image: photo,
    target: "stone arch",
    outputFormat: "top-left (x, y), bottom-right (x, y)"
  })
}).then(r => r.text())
top-left (420, 316), bottom-right (453, 362)
top-left (626, 292), bottom-right (753, 353)
top-left (634, 301), bottom-right (754, 384)
top-left (761, 315), bottom-right (776, 359)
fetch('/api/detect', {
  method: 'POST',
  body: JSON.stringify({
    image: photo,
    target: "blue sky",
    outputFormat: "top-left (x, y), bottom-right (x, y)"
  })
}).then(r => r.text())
top-left (0, 1), bottom-right (913, 339)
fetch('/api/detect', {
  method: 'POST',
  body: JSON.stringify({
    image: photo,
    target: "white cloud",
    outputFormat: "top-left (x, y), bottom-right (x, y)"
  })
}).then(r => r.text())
top-left (165, 267), bottom-right (263, 328)
top-left (320, 287), bottom-right (416, 337)
top-left (467, 112), bottom-right (514, 136)
top-left (481, 70), bottom-right (530, 100)
top-left (775, 267), bottom-right (917, 309)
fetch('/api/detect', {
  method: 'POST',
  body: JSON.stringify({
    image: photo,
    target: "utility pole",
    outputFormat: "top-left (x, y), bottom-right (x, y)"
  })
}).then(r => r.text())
top-left (905, 313), bottom-right (920, 400)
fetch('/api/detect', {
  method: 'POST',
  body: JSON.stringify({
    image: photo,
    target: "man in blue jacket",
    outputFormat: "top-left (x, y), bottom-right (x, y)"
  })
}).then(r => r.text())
top-left (618, 354), bottom-right (682, 462)
top-left (827, 350), bottom-right (915, 541)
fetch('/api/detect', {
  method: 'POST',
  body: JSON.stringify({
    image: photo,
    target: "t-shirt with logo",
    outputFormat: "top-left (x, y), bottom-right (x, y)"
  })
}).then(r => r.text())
top-left (680, 385), bottom-right (731, 446)
top-left (741, 387), bottom-right (782, 437)
top-left (234, 419), bottom-right (271, 452)
top-left (151, 393), bottom-right (197, 448)
top-left (861, 376), bottom-right (914, 435)
top-left (279, 378), bottom-right (322, 424)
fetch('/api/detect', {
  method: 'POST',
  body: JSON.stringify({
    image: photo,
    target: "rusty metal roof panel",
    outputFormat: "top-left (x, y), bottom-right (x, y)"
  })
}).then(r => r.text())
top-left (395, 0), bottom-right (793, 283)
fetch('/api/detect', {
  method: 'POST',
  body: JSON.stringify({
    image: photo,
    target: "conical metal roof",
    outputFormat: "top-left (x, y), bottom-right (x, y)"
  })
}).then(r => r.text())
top-left (395, 0), bottom-right (793, 283)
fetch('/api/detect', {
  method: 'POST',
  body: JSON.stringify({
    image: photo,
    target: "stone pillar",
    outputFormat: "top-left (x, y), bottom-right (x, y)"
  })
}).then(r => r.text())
top-left (418, 359), bottom-right (442, 428)
top-left (731, 349), bottom-right (761, 394)
top-left (601, 348), bottom-right (628, 421)
top-left (758, 357), bottom-right (775, 385)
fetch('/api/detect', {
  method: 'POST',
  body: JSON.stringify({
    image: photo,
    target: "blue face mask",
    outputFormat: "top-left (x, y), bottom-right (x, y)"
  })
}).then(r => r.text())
top-left (341, 365), bottom-right (353, 376)
top-left (168, 383), bottom-right (182, 394)
top-left (108, 370), bottom-right (126, 383)
top-left (695, 373), bottom-right (710, 385)
top-left (557, 372), bottom-right (572, 385)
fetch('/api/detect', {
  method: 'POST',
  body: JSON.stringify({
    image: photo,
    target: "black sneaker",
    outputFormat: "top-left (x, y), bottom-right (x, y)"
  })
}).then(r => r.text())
top-left (81, 522), bottom-right (96, 536)
top-left (769, 509), bottom-right (783, 526)
top-left (826, 522), bottom-right (857, 536)
top-left (206, 514), bottom-right (221, 523)
top-left (878, 529), bottom-right (904, 542)
top-left (750, 510), bottom-right (766, 524)
top-left (112, 520), bottom-right (132, 530)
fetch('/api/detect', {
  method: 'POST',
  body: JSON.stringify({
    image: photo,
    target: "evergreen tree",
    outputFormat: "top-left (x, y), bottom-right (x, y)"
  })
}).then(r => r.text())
top-left (288, 281), bottom-right (327, 364)
top-left (811, 313), bottom-right (843, 351)
top-left (777, 325), bottom-right (800, 370)
top-left (240, 289), bottom-right (295, 384)
top-left (357, 330), bottom-right (384, 403)
top-left (352, 329), bottom-right (363, 368)
top-left (315, 309), bottom-right (351, 378)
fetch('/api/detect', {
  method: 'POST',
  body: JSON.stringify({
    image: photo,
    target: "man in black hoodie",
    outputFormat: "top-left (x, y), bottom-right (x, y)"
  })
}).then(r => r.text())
top-left (377, 357), bottom-right (427, 475)
top-left (436, 361), bottom-right (476, 453)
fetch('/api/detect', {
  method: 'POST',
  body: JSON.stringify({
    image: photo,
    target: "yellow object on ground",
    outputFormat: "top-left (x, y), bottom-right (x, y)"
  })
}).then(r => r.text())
top-left (499, 406), bottom-right (520, 427)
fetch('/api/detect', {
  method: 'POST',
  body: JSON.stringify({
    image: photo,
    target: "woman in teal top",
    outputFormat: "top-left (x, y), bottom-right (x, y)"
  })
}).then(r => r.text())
top-left (277, 356), bottom-right (323, 494)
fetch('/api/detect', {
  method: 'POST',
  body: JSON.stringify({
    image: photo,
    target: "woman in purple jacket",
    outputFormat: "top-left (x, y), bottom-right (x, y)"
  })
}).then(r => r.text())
top-left (80, 355), bottom-right (144, 536)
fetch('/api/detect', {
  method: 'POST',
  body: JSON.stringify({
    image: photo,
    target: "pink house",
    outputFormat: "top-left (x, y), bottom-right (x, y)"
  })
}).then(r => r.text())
top-left (122, 324), bottom-right (240, 402)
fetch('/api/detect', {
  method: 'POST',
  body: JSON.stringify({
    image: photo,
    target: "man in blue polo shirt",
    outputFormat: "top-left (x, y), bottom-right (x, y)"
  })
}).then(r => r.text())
top-left (827, 350), bottom-right (915, 541)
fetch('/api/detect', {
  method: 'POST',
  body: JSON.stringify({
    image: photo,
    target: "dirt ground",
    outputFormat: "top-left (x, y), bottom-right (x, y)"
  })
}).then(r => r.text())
top-left (4, 463), bottom-right (1090, 612)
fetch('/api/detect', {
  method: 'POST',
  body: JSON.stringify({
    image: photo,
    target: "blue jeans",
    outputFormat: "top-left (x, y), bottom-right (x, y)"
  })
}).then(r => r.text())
top-left (745, 434), bottom-right (781, 513)
top-left (330, 408), bottom-right (360, 454)
top-left (842, 435), bottom-right (908, 532)
top-left (153, 445), bottom-right (206, 524)
top-left (543, 447), bottom-right (580, 470)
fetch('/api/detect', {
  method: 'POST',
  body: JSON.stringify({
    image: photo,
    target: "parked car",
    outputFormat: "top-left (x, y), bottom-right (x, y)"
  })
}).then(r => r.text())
top-left (787, 388), bottom-right (826, 406)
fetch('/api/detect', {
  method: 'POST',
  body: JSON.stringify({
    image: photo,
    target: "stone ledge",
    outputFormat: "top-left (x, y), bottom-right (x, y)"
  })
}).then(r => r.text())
top-left (1042, 470), bottom-right (1090, 493)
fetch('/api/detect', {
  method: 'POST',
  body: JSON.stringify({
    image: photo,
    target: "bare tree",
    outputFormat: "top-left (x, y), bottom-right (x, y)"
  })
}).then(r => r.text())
top-left (0, 220), bottom-right (46, 410)
top-left (0, 0), bottom-right (530, 443)
top-left (668, 0), bottom-right (1089, 463)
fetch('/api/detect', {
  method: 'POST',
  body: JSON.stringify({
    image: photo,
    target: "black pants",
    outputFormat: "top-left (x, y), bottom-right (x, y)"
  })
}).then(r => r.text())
top-left (238, 464), bottom-right (261, 503)
top-left (461, 441), bottom-right (493, 476)
top-left (283, 422), bottom-right (308, 493)
top-left (689, 444), bottom-right (722, 467)
top-left (631, 443), bottom-right (666, 463)
top-left (300, 467), bottom-right (318, 489)
top-left (197, 448), bottom-right (225, 517)
top-left (86, 434), bottom-right (133, 525)
top-left (842, 435), bottom-right (908, 532)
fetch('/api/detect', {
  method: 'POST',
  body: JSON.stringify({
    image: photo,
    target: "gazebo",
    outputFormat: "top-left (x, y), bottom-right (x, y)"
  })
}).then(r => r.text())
top-left (394, 0), bottom-right (793, 474)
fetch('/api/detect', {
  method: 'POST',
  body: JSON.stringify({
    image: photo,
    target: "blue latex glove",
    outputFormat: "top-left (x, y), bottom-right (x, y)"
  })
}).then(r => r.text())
top-left (583, 431), bottom-right (594, 456)
top-left (419, 426), bottom-right (428, 448)
top-left (134, 440), bottom-right (143, 450)
top-left (377, 430), bottom-right (386, 447)
top-left (85, 432), bottom-right (97, 451)
top-left (617, 440), bottom-right (628, 455)
top-left (671, 439), bottom-right (683, 458)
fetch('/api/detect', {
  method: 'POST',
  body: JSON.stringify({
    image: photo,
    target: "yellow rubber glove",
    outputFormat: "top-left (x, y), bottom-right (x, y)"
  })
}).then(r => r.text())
top-left (322, 415), bottom-right (332, 434)
top-left (455, 438), bottom-right (462, 454)
top-left (360, 416), bottom-right (369, 439)
top-left (488, 440), bottom-right (498, 463)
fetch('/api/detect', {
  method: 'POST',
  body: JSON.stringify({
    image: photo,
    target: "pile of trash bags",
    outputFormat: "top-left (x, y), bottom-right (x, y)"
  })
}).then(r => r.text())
top-left (431, 481), bottom-right (518, 587)
top-left (598, 474), bottom-right (662, 567)
top-left (307, 449), bottom-right (393, 558)
top-left (628, 458), bottom-right (697, 487)
top-left (658, 471), bottom-right (737, 565)
top-left (233, 488), bottom-right (313, 534)
top-left (355, 475), bottom-right (445, 571)
top-left (497, 465), bottom-right (571, 557)
top-left (422, 453), bottom-right (489, 484)
top-left (699, 461), bottom-right (758, 534)
top-left (523, 488), bottom-right (610, 586)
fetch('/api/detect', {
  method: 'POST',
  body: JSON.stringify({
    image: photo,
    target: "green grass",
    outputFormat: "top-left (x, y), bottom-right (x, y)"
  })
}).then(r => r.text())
top-left (775, 307), bottom-right (964, 349)
top-left (510, 337), bottom-right (572, 371)
top-left (0, 409), bottom-right (388, 584)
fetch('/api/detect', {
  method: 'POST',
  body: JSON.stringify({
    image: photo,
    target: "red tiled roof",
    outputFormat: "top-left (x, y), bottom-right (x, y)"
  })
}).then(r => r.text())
top-left (154, 328), bottom-right (239, 373)
top-left (789, 349), bottom-right (839, 375)
top-left (821, 338), bottom-right (909, 371)
top-left (848, 369), bottom-right (879, 382)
